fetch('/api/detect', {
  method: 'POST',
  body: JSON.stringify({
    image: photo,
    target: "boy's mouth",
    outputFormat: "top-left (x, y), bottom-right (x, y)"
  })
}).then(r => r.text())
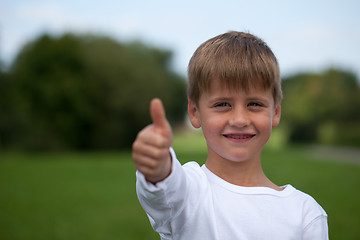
top-left (223, 133), bottom-right (255, 142)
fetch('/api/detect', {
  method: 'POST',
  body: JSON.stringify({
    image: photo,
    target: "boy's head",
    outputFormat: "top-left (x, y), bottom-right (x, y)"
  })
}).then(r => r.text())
top-left (187, 31), bottom-right (282, 106)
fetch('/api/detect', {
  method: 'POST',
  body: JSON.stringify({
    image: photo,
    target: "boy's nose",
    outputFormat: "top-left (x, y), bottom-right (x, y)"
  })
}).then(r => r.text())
top-left (228, 108), bottom-right (250, 127)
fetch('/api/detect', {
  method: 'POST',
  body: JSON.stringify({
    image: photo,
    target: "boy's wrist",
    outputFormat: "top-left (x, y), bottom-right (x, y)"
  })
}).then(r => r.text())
top-left (146, 151), bottom-right (172, 184)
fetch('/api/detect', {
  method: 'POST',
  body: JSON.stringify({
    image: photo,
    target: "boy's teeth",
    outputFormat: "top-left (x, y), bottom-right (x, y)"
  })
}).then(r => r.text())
top-left (225, 134), bottom-right (253, 139)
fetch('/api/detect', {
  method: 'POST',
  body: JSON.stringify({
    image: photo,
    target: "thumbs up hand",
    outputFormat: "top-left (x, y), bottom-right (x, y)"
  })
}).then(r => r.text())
top-left (132, 98), bottom-right (173, 184)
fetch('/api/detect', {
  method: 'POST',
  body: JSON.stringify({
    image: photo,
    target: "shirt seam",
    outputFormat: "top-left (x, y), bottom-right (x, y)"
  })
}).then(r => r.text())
top-left (303, 214), bottom-right (328, 233)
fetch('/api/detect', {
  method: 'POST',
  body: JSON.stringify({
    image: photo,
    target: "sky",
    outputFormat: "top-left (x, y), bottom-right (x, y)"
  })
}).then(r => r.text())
top-left (1, 0), bottom-right (360, 78)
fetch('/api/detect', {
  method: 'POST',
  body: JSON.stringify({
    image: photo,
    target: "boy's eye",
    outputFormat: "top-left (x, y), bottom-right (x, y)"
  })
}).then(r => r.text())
top-left (247, 102), bottom-right (262, 108)
top-left (214, 102), bottom-right (231, 108)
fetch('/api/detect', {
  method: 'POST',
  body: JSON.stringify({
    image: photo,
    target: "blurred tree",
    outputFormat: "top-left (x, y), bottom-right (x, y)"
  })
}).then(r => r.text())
top-left (1, 33), bottom-right (186, 150)
top-left (281, 68), bottom-right (360, 147)
top-left (0, 67), bottom-right (13, 149)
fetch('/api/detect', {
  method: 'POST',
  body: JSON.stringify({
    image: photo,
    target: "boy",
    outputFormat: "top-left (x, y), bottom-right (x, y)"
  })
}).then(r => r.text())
top-left (132, 31), bottom-right (328, 239)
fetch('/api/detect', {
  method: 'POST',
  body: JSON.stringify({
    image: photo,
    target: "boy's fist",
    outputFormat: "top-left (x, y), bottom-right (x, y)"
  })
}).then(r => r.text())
top-left (132, 98), bottom-right (173, 183)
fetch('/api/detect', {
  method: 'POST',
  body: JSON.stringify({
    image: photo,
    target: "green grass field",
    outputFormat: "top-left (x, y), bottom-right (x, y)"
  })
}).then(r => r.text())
top-left (1, 132), bottom-right (359, 239)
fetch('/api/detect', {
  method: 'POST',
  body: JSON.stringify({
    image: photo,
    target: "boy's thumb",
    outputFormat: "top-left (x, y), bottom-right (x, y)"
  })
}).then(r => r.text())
top-left (150, 98), bottom-right (171, 134)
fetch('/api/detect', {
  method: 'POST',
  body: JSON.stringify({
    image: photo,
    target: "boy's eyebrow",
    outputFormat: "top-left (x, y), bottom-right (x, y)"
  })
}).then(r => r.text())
top-left (247, 96), bottom-right (270, 103)
top-left (208, 97), bottom-right (233, 103)
top-left (208, 95), bottom-right (271, 105)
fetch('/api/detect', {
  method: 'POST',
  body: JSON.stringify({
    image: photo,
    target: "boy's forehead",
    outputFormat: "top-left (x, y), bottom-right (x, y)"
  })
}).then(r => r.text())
top-left (205, 78), bottom-right (269, 96)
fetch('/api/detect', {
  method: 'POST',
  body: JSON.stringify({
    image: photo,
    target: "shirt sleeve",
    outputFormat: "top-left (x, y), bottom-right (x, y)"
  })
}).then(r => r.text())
top-left (136, 147), bottom-right (188, 236)
top-left (302, 214), bottom-right (329, 240)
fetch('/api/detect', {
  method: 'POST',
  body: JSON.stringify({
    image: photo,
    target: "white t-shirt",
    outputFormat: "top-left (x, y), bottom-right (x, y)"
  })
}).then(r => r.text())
top-left (136, 148), bottom-right (329, 240)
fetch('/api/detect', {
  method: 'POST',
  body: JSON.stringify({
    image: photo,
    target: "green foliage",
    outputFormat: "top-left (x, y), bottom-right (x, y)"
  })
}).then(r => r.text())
top-left (0, 33), bottom-right (187, 150)
top-left (281, 69), bottom-right (360, 147)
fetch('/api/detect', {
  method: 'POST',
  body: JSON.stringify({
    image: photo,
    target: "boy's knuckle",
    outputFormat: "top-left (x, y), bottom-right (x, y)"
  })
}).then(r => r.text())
top-left (148, 160), bottom-right (159, 169)
top-left (132, 143), bottom-right (142, 156)
top-left (152, 148), bottom-right (163, 159)
top-left (132, 141), bottom-right (138, 151)
top-left (137, 128), bottom-right (149, 140)
top-left (136, 131), bottom-right (144, 140)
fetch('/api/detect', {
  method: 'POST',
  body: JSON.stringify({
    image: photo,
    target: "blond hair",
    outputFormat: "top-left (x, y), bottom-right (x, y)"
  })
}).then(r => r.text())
top-left (187, 31), bottom-right (282, 105)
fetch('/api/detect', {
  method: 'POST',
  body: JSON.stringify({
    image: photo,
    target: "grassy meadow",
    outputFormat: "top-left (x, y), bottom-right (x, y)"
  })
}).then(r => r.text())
top-left (0, 132), bottom-right (359, 239)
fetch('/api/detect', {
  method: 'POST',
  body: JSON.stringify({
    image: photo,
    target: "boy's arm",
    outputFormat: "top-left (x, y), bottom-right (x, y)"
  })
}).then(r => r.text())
top-left (303, 215), bottom-right (329, 240)
top-left (136, 146), bottom-right (191, 238)
top-left (132, 98), bottom-right (173, 184)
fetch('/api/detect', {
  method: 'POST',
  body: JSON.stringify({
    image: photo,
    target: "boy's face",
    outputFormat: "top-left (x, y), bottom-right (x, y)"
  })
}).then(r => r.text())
top-left (188, 80), bottom-right (281, 164)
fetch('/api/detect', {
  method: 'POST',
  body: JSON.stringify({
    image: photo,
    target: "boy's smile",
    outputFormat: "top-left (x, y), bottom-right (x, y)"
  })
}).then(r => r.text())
top-left (222, 133), bottom-right (255, 143)
top-left (188, 80), bottom-right (281, 169)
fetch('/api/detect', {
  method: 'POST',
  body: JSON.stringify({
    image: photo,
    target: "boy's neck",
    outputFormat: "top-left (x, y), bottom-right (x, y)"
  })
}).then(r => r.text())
top-left (205, 154), bottom-right (282, 191)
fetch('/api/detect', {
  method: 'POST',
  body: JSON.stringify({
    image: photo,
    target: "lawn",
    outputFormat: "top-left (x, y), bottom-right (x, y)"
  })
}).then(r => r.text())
top-left (0, 132), bottom-right (359, 239)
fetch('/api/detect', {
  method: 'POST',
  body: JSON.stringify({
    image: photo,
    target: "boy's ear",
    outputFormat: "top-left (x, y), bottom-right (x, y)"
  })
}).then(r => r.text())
top-left (272, 103), bottom-right (281, 127)
top-left (188, 99), bottom-right (201, 128)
